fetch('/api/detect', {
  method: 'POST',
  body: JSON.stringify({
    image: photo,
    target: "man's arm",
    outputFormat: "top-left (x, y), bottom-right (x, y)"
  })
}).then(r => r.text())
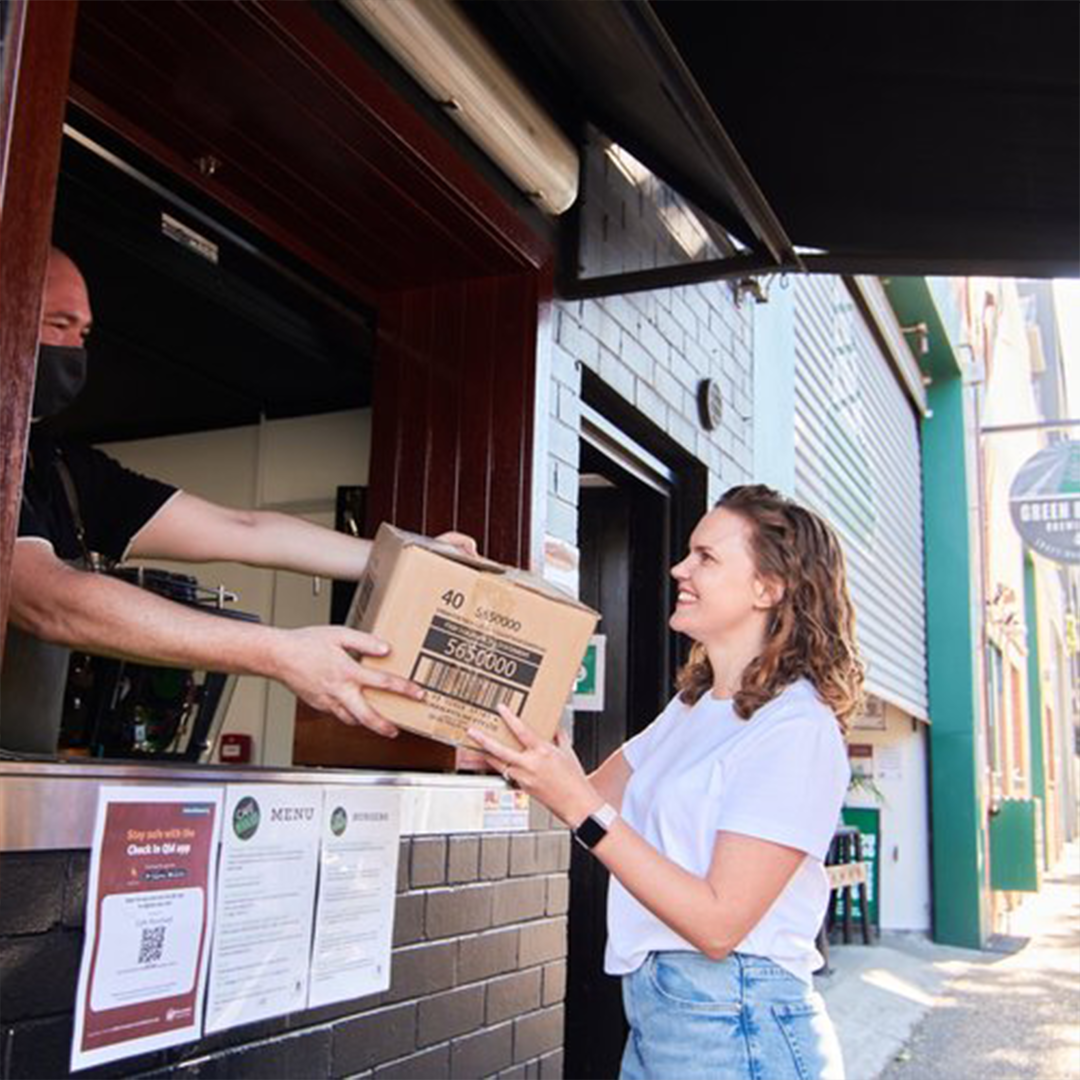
top-left (129, 493), bottom-right (374, 578)
top-left (129, 493), bottom-right (479, 578)
top-left (9, 540), bottom-right (421, 735)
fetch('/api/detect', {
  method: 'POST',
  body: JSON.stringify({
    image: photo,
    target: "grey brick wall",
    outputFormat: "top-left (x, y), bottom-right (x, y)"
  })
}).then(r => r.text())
top-left (0, 813), bottom-right (569, 1080)
top-left (544, 137), bottom-right (755, 565)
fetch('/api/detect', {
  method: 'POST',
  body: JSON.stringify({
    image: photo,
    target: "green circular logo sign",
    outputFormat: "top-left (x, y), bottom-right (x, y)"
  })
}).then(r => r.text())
top-left (232, 796), bottom-right (261, 841)
top-left (1009, 441), bottom-right (1080, 564)
top-left (330, 806), bottom-right (348, 837)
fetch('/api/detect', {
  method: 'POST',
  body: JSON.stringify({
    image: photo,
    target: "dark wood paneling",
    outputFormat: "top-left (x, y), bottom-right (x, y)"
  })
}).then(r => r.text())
top-left (0, 0), bottom-right (80, 658)
top-left (293, 700), bottom-right (455, 772)
top-left (68, 0), bottom-right (548, 301)
top-left (367, 273), bottom-right (538, 567)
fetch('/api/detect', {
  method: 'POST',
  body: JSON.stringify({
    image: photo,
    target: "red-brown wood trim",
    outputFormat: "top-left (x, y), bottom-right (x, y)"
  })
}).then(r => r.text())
top-left (249, 0), bottom-right (551, 274)
top-left (367, 271), bottom-right (541, 569)
top-left (0, 0), bottom-right (80, 659)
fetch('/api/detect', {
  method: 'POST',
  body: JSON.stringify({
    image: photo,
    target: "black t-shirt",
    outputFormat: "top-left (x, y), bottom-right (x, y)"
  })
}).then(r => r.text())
top-left (18, 428), bottom-right (178, 562)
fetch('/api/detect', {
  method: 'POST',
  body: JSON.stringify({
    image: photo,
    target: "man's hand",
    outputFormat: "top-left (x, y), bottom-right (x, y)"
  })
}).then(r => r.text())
top-left (435, 531), bottom-right (479, 559)
top-left (270, 626), bottom-right (425, 737)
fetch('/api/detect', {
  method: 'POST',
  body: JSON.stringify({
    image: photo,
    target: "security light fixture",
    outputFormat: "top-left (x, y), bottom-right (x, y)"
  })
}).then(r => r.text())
top-left (341, 0), bottom-right (579, 216)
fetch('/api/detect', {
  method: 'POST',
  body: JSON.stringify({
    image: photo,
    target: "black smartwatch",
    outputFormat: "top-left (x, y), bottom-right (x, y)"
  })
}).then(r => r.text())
top-left (573, 803), bottom-right (618, 851)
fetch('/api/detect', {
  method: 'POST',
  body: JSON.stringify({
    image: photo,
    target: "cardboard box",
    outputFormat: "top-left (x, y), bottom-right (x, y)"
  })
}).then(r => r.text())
top-left (345, 525), bottom-right (599, 750)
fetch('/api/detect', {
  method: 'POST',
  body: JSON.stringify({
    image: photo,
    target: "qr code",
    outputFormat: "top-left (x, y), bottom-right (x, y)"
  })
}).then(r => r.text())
top-left (138, 925), bottom-right (167, 965)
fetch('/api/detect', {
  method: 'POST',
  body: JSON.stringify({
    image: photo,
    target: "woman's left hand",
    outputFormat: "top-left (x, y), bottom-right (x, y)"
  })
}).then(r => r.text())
top-left (468, 706), bottom-right (603, 828)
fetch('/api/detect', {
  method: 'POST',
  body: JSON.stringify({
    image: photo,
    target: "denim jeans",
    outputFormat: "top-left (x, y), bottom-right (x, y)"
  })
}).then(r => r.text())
top-left (620, 951), bottom-right (845, 1080)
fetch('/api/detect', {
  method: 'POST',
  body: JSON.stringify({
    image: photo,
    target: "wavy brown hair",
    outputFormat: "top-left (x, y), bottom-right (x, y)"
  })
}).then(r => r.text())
top-left (675, 485), bottom-right (865, 730)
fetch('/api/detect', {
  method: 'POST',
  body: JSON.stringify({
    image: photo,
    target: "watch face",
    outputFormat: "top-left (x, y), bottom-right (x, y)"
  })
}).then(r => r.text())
top-left (575, 815), bottom-right (608, 850)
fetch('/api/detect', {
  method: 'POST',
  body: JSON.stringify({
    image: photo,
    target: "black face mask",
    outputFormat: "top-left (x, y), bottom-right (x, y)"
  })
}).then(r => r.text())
top-left (33, 344), bottom-right (88, 419)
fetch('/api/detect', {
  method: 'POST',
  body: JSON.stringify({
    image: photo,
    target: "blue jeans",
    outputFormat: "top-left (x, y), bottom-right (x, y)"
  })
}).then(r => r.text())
top-left (620, 951), bottom-right (845, 1080)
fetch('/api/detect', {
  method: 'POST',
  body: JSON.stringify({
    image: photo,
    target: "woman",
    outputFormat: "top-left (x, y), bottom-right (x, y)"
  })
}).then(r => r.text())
top-left (469, 485), bottom-right (863, 1080)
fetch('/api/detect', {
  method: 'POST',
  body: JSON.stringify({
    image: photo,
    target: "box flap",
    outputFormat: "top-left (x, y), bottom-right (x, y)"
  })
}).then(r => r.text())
top-left (379, 524), bottom-right (599, 618)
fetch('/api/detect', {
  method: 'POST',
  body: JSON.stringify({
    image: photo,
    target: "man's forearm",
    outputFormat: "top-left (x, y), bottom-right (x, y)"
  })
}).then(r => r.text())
top-left (17, 564), bottom-right (287, 679)
top-left (233, 512), bottom-right (374, 580)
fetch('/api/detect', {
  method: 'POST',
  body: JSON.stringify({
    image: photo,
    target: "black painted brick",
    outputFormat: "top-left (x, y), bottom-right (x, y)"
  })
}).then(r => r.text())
top-left (189, 1027), bottom-right (332, 1080)
top-left (450, 1022), bottom-right (513, 1079)
top-left (392, 893), bottom-right (426, 947)
top-left (446, 837), bottom-right (480, 884)
top-left (411, 837), bottom-right (447, 888)
top-left (508, 835), bottom-right (539, 877)
top-left (397, 840), bottom-right (411, 893)
top-left (372, 1042), bottom-right (450, 1080)
top-left (490, 879), bottom-right (545, 928)
top-left (416, 985), bottom-right (484, 1048)
top-left (383, 939), bottom-right (456, 1005)
top-left (0, 930), bottom-right (82, 1019)
top-left (63, 852), bottom-right (89, 929)
top-left (457, 928), bottom-right (519, 984)
top-left (544, 875), bottom-right (569, 917)
top-left (425, 885), bottom-right (493, 940)
top-left (0, 853), bottom-right (65, 935)
top-left (539, 1048), bottom-right (565, 1079)
top-left (485, 969), bottom-right (542, 1025)
top-left (541, 960), bottom-right (567, 1007)
top-left (536, 834), bottom-right (570, 875)
top-left (2, 1013), bottom-right (75, 1080)
top-left (332, 1002), bottom-right (417, 1075)
top-left (497, 1066), bottom-right (528, 1080)
top-left (513, 1006), bottom-right (564, 1064)
top-left (517, 919), bottom-right (566, 968)
top-left (479, 836), bottom-right (509, 880)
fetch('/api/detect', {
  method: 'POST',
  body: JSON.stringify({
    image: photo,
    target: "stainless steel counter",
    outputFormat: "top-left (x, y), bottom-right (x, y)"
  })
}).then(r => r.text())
top-left (0, 759), bottom-right (517, 850)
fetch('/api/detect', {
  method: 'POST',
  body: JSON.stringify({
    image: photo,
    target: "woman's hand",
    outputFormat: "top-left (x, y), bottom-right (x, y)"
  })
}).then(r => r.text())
top-left (468, 706), bottom-right (603, 828)
top-left (435, 531), bottom-right (479, 558)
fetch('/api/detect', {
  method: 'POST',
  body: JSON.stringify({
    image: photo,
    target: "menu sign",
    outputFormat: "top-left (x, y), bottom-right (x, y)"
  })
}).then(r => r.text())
top-left (71, 786), bottom-right (222, 1072)
top-left (204, 785), bottom-right (323, 1033)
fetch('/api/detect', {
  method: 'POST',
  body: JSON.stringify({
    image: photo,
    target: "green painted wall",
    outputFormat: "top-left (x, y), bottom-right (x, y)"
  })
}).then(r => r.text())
top-left (1024, 555), bottom-right (1049, 868)
top-left (887, 276), bottom-right (988, 949)
top-left (921, 374), bottom-right (987, 947)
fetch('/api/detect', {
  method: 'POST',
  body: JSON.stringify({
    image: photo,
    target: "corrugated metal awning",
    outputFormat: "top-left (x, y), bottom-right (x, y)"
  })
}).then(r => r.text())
top-left (467, 1), bottom-right (1079, 282)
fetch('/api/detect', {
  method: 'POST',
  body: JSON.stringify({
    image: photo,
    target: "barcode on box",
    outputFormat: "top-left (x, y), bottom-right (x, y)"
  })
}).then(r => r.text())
top-left (411, 656), bottom-right (528, 715)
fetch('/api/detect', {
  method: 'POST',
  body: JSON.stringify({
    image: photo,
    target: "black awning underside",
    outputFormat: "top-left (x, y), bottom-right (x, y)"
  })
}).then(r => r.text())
top-left (468, 2), bottom-right (1079, 278)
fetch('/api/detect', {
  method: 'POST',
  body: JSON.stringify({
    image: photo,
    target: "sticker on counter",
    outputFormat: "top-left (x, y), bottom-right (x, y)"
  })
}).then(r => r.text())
top-left (482, 788), bottom-right (530, 831)
top-left (71, 785), bottom-right (222, 1072)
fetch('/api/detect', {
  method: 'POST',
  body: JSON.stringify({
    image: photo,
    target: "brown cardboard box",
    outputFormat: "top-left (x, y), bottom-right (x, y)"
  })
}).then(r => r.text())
top-left (346, 525), bottom-right (599, 750)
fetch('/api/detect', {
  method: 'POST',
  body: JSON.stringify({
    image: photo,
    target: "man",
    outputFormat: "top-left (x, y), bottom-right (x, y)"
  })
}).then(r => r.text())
top-left (1, 247), bottom-right (475, 753)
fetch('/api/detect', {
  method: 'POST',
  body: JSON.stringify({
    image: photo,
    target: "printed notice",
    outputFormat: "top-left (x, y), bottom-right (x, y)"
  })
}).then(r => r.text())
top-left (204, 785), bottom-right (322, 1033)
top-left (308, 789), bottom-right (401, 1008)
top-left (71, 786), bottom-right (222, 1072)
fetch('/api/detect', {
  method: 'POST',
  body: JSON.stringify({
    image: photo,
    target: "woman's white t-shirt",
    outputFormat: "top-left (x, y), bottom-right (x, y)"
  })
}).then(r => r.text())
top-left (604, 678), bottom-right (849, 985)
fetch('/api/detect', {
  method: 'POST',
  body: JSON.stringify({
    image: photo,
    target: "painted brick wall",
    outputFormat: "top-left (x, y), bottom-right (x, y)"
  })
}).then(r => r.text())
top-left (0, 807), bottom-right (567, 1080)
top-left (545, 139), bottom-right (755, 558)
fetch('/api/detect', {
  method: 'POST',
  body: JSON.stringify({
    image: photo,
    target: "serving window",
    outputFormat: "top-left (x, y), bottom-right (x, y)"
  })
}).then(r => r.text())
top-left (2, 0), bottom-right (551, 776)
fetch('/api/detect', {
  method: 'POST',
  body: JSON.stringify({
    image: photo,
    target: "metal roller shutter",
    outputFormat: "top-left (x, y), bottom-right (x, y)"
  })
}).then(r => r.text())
top-left (793, 275), bottom-right (928, 719)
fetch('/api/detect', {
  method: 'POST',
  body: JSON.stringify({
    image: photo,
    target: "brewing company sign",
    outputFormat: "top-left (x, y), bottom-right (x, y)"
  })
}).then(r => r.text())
top-left (1009, 441), bottom-right (1080, 564)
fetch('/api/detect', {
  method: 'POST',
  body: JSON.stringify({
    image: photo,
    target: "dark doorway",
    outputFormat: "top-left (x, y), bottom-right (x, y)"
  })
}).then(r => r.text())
top-left (564, 400), bottom-right (704, 1078)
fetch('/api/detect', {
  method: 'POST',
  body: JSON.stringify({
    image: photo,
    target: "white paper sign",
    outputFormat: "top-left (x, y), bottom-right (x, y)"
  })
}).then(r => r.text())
top-left (308, 788), bottom-right (401, 1008)
top-left (204, 785), bottom-right (323, 1033)
top-left (71, 785), bottom-right (222, 1073)
top-left (876, 744), bottom-right (903, 782)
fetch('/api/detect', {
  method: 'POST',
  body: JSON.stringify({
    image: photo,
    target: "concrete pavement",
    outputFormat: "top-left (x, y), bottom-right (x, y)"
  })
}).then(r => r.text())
top-left (817, 842), bottom-right (1080, 1080)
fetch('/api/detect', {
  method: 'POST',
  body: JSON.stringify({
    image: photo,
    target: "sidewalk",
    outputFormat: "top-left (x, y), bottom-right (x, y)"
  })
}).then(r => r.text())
top-left (817, 841), bottom-right (1080, 1080)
